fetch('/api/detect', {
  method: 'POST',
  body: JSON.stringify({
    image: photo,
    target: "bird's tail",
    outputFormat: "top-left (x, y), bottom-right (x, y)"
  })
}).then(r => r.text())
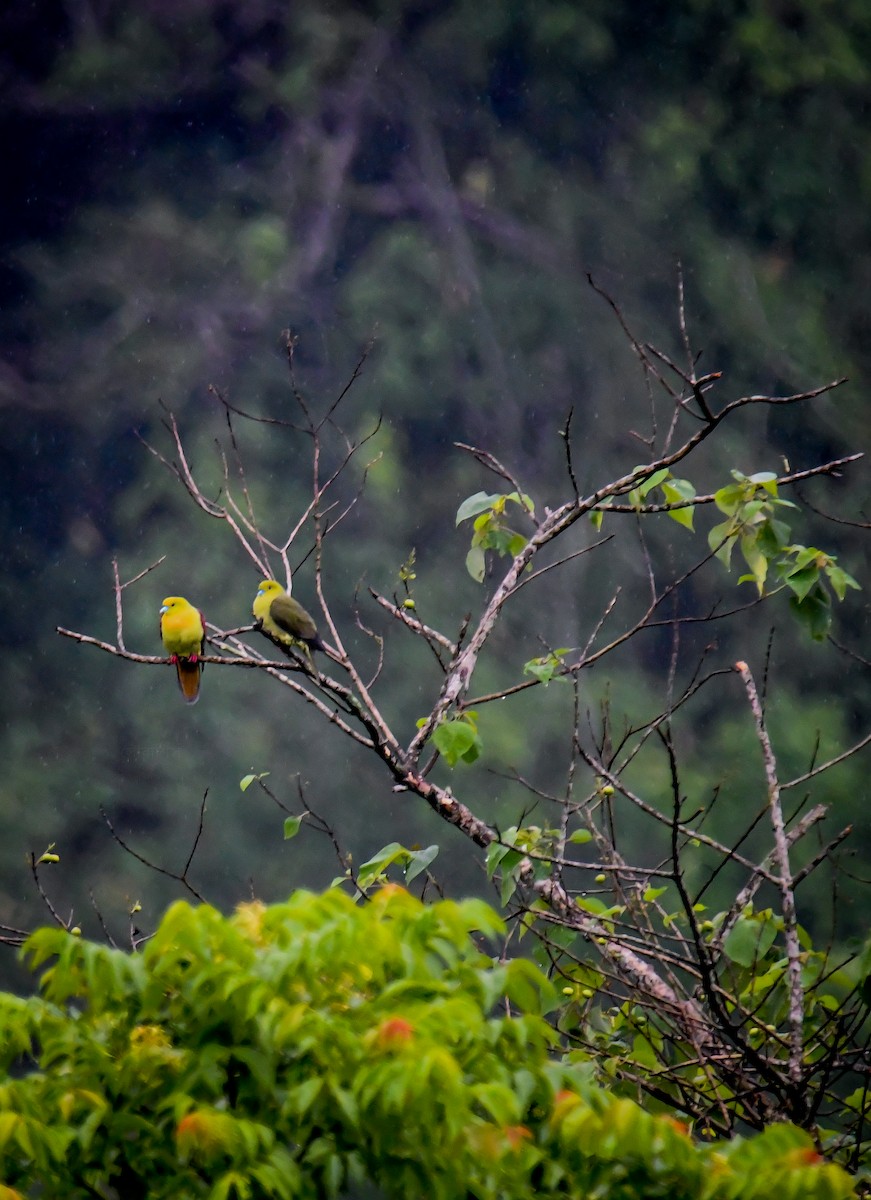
top-left (175, 657), bottom-right (203, 704)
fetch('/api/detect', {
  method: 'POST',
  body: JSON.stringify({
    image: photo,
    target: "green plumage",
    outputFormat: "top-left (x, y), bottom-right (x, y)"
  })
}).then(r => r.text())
top-left (253, 579), bottom-right (326, 656)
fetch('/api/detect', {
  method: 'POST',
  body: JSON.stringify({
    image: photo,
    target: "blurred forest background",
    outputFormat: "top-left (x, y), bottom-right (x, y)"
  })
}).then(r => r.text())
top-left (1, 0), bottom-right (869, 989)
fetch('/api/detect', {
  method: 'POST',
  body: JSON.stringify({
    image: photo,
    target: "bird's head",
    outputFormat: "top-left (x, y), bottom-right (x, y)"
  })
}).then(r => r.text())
top-left (160, 596), bottom-right (187, 615)
top-left (256, 579), bottom-right (284, 598)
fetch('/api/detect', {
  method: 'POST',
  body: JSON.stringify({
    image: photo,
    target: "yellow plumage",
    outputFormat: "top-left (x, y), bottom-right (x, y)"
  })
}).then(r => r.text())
top-left (252, 579), bottom-right (325, 658)
top-left (159, 596), bottom-right (205, 704)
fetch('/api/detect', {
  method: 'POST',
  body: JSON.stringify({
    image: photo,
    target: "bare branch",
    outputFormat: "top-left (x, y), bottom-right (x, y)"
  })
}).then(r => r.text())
top-left (782, 729), bottom-right (871, 790)
top-left (734, 660), bottom-right (804, 1087)
top-left (368, 587), bottom-right (456, 658)
top-left (560, 406), bottom-right (581, 501)
top-left (454, 442), bottom-right (538, 524)
top-left (29, 854), bottom-right (72, 931)
top-left (100, 802), bottom-right (208, 904)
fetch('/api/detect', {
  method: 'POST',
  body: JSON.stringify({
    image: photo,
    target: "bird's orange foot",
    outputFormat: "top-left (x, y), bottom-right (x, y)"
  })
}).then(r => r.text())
top-left (169, 653), bottom-right (179, 664)
top-left (189, 653), bottom-right (200, 663)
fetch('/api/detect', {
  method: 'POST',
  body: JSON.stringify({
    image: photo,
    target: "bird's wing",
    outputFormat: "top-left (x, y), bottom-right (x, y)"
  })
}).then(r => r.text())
top-left (270, 594), bottom-right (317, 640)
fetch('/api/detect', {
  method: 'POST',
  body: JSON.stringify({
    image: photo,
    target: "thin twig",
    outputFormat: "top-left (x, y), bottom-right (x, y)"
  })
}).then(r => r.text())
top-left (100, 804), bottom-right (207, 904)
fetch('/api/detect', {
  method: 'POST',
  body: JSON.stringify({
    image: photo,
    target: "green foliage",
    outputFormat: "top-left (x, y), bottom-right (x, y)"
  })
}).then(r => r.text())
top-left (0, 891), bottom-right (855, 1198)
top-left (2, 0), bottom-right (869, 959)
top-left (428, 711), bottom-right (484, 767)
top-left (537, 875), bottom-right (871, 1173)
top-left (457, 491), bottom-right (534, 582)
top-left (523, 648), bottom-right (572, 686)
top-left (706, 470), bottom-right (858, 636)
top-left (353, 842), bottom-right (440, 890)
top-left (486, 825), bottom-right (565, 907)
top-left (628, 468), bottom-right (698, 530)
top-left (708, 470), bottom-right (798, 586)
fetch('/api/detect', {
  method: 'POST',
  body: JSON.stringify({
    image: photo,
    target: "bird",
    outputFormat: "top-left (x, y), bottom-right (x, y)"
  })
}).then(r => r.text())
top-left (159, 596), bottom-right (206, 704)
top-left (252, 579), bottom-right (326, 660)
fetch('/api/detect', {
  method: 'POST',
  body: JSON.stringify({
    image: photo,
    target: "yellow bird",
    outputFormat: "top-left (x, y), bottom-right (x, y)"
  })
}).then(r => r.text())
top-left (252, 579), bottom-right (325, 658)
top-left (159, 596), bottom-right (206, 704)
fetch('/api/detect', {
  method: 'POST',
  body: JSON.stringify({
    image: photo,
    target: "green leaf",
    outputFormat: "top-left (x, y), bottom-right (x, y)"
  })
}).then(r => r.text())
top-left (790, 582), bottom-right (832, 641)
top-left (433, 719), bottom-right (482, 767)
top-left (406, 844), bottom-right (439, 883)
top-left (486, 830), bottom-right (517, 880)
top-left (664, 476), bottom-right (696, 499)
top-left (708, 519), bottom-right (736, 568)
top-left (739, 533), bottom-right (769, 593)
top-left (757, 517), bottom-right (790, 556)
top-left (240, 771), bottom-right (270, 792)
top-left (748, 471), bottom-right (778, 492)
top-left (628, 467), bottom-right (670, 502)
top-left (661, 479), bottom-right (695, 529)
top-left (523, 650), bottom-right (571, 686)
top-left (500, 868), bottom-right (518, 907)
top-left (826, 563), bottom-right (860, 600)
top-left (472, 1081), bottom-right (520, 1125)
top-left (667, 507), bottom-right (695, 530)
top-left (472, 511), bottom-right (493, 536)
top-left (568, 829), bottom-right (593, 845)
top-left (714, 483), bottom-right (745, 515)
top-left (357, 842), bottom-right (408, 887)
top-left (723, 915), bottom-right (778, 967)
top-left (782, 563), bottom-right (819, 602)
top-left (505, 490), bottom-right (535, 515)
top-left (502, 956), bottom-right (558, 1014)
top-left (639, 467), bottom-right (670, 495)
top-left (456, 492), bottom-right (503, 525)
top-left (283, 816), bottom-right (302, 840)
top-left (465, 545), bottom-right (486, 582)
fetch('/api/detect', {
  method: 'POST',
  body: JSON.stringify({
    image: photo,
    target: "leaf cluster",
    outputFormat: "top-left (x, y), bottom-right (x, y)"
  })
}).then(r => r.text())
top-left (0, 890), bottom-right (855, 1199)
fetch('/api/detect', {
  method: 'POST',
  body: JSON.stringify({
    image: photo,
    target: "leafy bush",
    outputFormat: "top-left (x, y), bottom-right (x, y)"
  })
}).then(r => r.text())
top-left (0, 888), bottom-right (854, 1198)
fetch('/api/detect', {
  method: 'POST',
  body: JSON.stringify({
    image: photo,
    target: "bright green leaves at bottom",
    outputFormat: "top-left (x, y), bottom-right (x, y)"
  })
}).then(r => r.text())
top-left (4, 888), bottom-right (863, 1200)
top-left (2, 888), bottom-right (855, 1200)
top-left (456, 490), bottom-right (534, 581)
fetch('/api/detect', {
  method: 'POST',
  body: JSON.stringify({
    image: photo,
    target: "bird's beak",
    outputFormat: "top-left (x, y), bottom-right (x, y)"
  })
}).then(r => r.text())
top-left (159, 605), bottom-right (168, 615)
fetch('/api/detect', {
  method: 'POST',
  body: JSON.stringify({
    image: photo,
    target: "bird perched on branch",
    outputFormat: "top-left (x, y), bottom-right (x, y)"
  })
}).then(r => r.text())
top-left (253, 579), bottom-right (326, 660)
top-left (159, 596), bottom-right (206, 704)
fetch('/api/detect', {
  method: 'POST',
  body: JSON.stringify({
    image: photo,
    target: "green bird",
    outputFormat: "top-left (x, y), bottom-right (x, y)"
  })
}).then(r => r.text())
top-left (252, 579), bottom-right (326, 658)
